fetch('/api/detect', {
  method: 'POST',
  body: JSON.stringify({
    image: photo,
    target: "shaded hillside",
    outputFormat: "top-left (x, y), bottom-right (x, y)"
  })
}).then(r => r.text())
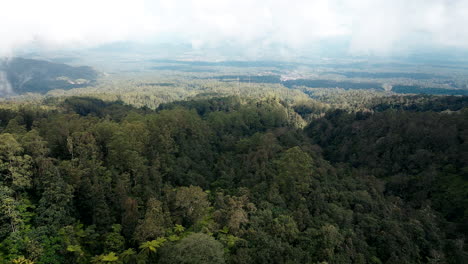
top-left (0, 57), bottom-right (98, 95)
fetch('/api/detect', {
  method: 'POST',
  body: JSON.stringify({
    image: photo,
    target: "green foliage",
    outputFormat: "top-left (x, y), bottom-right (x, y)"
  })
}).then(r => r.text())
top-left (104, 224), bottom-right (125, 253)
top-left (139, 237), bottom-right (167, 254)
top-left (275, 146), bottom-right (314, 201)
top-left (91, 252), bottom-right (119, 263)
top-left (173, 186), bottom-right (211, 226)
top-left (11, 256), bottom-right (34, 264)
top-left (133, 199), bottom-right (169, 243)
top-left (119, 248), bottom-right (137, 264)
top-left (0, 95), bottom-right (466, 263)
top-left (0, 133), bottom-right (33, 191)
top-left (159, 233), bottom-right (225, 264)
top-left (138, 237), bottom-right (167, 263)
top-left (173, 224), bottom-right (185, 234)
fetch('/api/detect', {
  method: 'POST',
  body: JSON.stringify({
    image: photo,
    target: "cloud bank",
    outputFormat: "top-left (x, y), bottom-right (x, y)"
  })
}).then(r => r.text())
top-left (1, 0), bottom-right (468, 57)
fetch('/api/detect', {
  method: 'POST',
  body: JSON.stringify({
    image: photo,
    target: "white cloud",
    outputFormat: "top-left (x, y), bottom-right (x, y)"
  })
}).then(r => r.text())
top-left (1, 0), bottom-right (467, 56)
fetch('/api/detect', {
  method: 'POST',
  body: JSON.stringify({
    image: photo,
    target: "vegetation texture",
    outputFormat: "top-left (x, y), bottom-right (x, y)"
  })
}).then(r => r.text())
top-left (0, 95), bottom-right (466, 263)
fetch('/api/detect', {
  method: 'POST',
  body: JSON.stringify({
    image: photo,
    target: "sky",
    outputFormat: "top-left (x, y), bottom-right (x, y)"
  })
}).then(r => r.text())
top-left (1, 0), bottom-right (468, 58)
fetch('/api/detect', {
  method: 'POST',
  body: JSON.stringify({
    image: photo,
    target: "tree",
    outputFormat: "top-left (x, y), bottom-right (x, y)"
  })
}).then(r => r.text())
top-left (104, 224), bottom-right (125, 253)
top-left (275, 146), bottom-right (314, 202)
top-left (0, 185), bottom-right (23, 234)
top-left (11, 256), bottom-right (34, 264)
top-left (121, 197), bottom-right (139, 239)
top-left (159, 233), bottom-right (225, 264)
top-left (20, 129), bottom-right (49, 159)
top-left (213, 194), bottom-right (256, 235)
top-left (134, 198), bottom-right (170, 243)
top-left (0, 133), bottom-right (33, 191)
top-left (35, 159), bottom-right (74, 230)
top-left (119, 248), bottom-right (137, 264)
top-left (173, 186), bottom-right (210, 226)
top-left (138, 237), bottom-right (167, 263)
top-left (91, 252), bottom-right (119, 264)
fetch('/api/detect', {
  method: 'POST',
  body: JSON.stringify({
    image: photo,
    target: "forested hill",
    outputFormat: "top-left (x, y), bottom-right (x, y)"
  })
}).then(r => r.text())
top-left (0, 96), bottom-right (467, 263)
top-left (0, 58), bottom-right (98, 96)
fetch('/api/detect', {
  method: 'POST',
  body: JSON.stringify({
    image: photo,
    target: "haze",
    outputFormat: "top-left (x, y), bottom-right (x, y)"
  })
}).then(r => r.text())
top-left (2, 0), bottom-right (468, 58)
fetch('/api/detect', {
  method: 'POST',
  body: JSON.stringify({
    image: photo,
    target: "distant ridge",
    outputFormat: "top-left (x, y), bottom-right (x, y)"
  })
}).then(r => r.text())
top-left (0, 57), bottom-right (99, 96)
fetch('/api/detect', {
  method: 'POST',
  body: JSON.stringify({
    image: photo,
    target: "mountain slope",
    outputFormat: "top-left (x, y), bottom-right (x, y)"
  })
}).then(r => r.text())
top-left (0, 57), bottom-right (98, 95)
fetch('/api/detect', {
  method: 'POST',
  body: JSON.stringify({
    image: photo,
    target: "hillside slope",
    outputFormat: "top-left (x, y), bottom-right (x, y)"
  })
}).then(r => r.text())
top-left (0, 57), bottom-right (98, 95)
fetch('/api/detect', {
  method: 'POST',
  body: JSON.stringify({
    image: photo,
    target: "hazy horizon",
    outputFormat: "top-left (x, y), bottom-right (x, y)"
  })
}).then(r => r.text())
top-left (2, 0), bottom-right (468, 61)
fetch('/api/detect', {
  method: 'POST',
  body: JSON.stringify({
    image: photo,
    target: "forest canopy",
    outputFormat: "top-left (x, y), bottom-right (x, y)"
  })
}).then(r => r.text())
top-left (0, 94), bottom-right (467, 264)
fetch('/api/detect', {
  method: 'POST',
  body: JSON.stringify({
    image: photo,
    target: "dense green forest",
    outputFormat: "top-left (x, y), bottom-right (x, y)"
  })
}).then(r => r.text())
top-left (0, 94), bottom-right (467, 264)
